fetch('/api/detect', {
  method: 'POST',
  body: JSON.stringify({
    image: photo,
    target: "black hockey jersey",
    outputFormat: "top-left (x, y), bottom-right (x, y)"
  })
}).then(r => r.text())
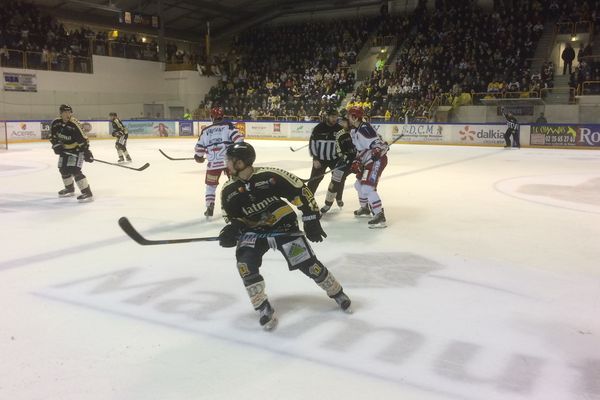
top-left (49, 117), bottom-right (88, 151)
top-left (310, 122), bottom-right (343, 161)
top-left (111, 118), bottom-right (128, 135)
top-left (221, 167), bottom-right (320, 233)
top-left (505, 115), bottom-right (520, 132)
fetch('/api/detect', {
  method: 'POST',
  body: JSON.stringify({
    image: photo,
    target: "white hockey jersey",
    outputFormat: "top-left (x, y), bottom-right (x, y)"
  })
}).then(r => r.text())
top-left (195, 121), bottom-right (244, 170)
top-left (350, 122), bottom-right (389, 165)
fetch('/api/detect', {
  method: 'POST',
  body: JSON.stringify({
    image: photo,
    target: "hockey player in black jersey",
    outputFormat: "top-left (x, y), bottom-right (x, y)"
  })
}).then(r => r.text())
top-left (502, 108), bottom-right (520, 149)
top-left (50, 104), bottom-right (94, 202)
top-left (219, 142), bottom-right (351, 330)
top-left (109, 112), bottom-right (132, 163)
top-left (307, 107), bottom-right (353, 212)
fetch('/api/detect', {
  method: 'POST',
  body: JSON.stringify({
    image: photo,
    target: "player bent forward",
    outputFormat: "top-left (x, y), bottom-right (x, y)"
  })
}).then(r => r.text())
top-left (219, 142), bottom-right (351, 330)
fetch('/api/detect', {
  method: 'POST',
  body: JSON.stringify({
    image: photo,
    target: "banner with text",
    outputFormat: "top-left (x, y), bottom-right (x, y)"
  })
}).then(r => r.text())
top-left (124, 121), bottom-right (176, 137)
top-left (530, 125), bottom-right (578, 147)
top-left (6, 121), bottom-right (41, 140)
top-left (3, 72), bottom-right (37, 92)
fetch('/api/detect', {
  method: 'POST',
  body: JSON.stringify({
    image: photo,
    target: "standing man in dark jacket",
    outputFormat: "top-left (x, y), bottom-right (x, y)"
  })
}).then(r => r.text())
top-left (562, 43), bottom-right (575, 75)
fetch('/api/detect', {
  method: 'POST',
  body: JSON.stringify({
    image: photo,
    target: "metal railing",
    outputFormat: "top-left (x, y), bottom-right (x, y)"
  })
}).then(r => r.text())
top-left (555, 21), bottom-right (594, 35)
top-left (539, 87), bottom-right (577, 103)
top-left (579, 81), bottom-right (600, 95)
top-left (0, 48), bottom-right (92, 73)
top-left (372, 35), bottom-right (396, 47)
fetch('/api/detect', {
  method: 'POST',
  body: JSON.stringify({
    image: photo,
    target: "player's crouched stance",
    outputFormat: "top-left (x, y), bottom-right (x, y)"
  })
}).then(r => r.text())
top-left (219, 142), bottom-right (351, 331)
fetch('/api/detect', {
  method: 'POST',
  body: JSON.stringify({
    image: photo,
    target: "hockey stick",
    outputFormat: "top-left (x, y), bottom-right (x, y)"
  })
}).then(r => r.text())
top-left (301, 134), bottom-right (404, 184)
top-left (65, 152), bottom-right (150, 171)
top-left (94, 159), bottom-right (150, 171)
top-left (159, 149), bottom-right (194, 161)
top-left (118, 217), bottom-right (305, 246)
top-left (290, 143), bottom-right (309, 152)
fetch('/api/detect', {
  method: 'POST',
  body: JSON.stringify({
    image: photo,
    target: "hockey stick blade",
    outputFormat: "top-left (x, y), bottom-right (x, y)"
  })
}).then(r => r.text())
top-left (159, 149), bottom-right (194, 161)
top-left (290, 143), bottom-right (309, 152)
top-left (118, 217), bottom-right (305, 246)
top-left (94, 159), bottom-right (150, 171)
top-left (118, 217), bottom-right (220, 245)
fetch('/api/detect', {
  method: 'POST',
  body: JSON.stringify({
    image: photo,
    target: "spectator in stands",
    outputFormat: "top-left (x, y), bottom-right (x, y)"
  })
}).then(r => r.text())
top-left (535, 112), bottom-right (548, 124)
top-left (562, 42), bottom-right (575, 75)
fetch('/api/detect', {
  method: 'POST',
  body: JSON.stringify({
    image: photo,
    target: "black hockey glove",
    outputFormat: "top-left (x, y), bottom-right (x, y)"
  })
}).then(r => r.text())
top-left (194, 155), bottom-right (205, 163)
top-left (52, 143), bottom-right (64, 155)
top-left (302, 215), bottom-right (327, 243)
top-left (219, 222), bottom-right (242, 248)
top-left (83, 148), bottom-right (94, 163)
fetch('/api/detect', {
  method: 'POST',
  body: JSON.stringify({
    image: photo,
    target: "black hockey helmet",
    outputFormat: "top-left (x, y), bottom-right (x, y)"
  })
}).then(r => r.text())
top-left (59, 104), bottom-right (73, 113)
top-left (109, 112), bottom-right (117, 117)
top-left (226, 142), bottom-right (256, 166)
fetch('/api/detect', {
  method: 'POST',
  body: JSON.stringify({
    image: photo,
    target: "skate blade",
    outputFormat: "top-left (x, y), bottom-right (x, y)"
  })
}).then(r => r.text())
top-left (58, 193), bottom-right (75, 198)
top-left (77, 197), bottom-right (94, 203)
top-left (368, 223), bottom-right (387, 229)
top-left (262, 316), bottom-right (278, 331)
top-left (342, 307), bottom-right (353, 314)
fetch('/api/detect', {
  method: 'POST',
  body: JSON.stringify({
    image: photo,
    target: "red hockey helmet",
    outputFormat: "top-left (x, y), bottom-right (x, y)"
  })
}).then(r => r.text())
top-left (347, 106), bottom-right (364, 120)
top-left (210, 106), bottom-right (224, 120)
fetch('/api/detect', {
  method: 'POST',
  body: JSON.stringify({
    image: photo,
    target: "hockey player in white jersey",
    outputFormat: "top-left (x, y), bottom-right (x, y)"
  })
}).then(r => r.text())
top-left (347, 106), bottom-right (389, 228)
top-left (194, 106), bottom-right (244, 217)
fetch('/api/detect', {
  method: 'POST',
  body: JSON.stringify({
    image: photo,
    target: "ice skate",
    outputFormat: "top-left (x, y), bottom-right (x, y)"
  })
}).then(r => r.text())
top-left (320, 201), bottom-right (333, 214)
top-left (258, 300), bottom-right (277, 331)
top-left (368, 210), bottom-right (387, 228)
top-left (58, 188), bottom-right (75, 197)
top-left (333, 290), bottom-right (352, 313)
top-left (336, 199), bottom-right (344, 208)
top-left (77, 192), bottom-right (94, 203)
top-left (117, 157), bottom-right (125, 164)
top-left (204, 204), bottom-right (214, 217)
top-left (354, 205), bottom-right (371, 217)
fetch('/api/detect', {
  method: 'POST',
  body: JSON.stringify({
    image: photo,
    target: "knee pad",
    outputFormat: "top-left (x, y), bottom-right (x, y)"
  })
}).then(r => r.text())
top-left (298, 261), bottom-right (327, 281)
top-left (74, 173), bottom-right (86, 181)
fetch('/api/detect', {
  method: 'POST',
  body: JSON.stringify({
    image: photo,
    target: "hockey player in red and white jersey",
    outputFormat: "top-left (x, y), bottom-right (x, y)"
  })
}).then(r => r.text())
top-left (195, 106), bottom-right (244, 217)
top-left (347, 106), bottom-right (389, 228)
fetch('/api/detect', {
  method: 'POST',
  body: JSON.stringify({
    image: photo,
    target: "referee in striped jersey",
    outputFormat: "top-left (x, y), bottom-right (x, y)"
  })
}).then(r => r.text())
top-left (307, 107), bottom-right (344, 203)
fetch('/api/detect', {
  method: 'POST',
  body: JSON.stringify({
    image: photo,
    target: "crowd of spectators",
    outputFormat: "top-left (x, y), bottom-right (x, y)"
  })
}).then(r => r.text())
top-left (0, 1), bottom-right (92, 72)
top-left (344, 0), bottom-right (555, 122)
top-left (0, 1), bottom-right (198, 72)
top-left (202, 18), bottom-right (376, 120)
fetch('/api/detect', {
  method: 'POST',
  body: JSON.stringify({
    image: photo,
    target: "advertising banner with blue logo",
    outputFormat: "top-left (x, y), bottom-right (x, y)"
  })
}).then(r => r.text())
top-left (179, 121), bottom-right (194, 136)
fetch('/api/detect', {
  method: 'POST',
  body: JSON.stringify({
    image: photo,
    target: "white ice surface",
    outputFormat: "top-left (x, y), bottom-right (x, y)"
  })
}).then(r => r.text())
top-left (1, 139), bottom-right (599, 400)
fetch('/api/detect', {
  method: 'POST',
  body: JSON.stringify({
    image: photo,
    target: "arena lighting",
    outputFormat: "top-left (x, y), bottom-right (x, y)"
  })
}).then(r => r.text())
top-left (142, 37), bottom-right (147, 43)
top-left (571, 33), bottom-right (578, 41)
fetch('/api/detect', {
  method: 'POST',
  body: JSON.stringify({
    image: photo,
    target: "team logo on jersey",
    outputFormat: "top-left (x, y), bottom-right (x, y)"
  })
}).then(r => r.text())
top-left (241, 196), bottom-right (279, 216)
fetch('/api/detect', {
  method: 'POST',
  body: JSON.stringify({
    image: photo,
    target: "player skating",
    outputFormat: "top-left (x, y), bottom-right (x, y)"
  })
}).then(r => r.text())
top-left (194, 106), bottom-right (244, 217)
top-left (109, 112), bottom-right (132, 163)
top-left (50, 104), bottom-right (94, 202)
top-left (347, 106), bottom-right (389, 228)
top-left (219, 142), bottom-right (351, 330)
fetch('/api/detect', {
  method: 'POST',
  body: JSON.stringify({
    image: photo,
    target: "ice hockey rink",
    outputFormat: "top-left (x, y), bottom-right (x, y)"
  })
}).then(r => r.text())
top-left (1, 138), bottom-right (599, 400)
